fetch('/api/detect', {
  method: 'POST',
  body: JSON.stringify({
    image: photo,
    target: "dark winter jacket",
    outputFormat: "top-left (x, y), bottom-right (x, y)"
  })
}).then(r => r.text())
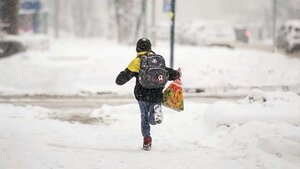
top-left (115, 51), bottom-right (180, 103)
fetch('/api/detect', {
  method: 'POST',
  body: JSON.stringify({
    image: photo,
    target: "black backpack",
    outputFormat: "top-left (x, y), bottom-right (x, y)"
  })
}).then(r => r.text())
top-left (138, 53), bottom-right (168, 89)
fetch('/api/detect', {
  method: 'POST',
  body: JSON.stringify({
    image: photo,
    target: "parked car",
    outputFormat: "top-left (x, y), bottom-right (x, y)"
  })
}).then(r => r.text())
top-left (156, 21), bottom-right (190, 43)
top-left (196, 21), bottom-right (236, 48)
top-left (0, 22), bottom-right (26, 58)
top-left (176, 21), bottom-right (202, 45)
top-left (0, 22), bottom-right (7, 57)
top-left (176, 21), bottom-right (236, 48)
top-left (0, 21), bottom-right (7, 39)
top-left (277, 20), bottom-right (300, 53)
top-left (159, 20), bottom-right (249, 48)
top-left (0, 40), bottom-right (26, 58)
top-left (234, 25), bottom-right (251, 43)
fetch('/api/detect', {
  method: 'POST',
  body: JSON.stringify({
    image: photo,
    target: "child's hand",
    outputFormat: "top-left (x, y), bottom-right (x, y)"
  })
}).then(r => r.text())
top-left (178, 68), bottom-right (182, 78)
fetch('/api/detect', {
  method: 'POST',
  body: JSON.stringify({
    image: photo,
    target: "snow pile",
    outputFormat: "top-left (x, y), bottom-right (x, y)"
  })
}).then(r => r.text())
top-left (0, 96), bottom-right (299, 169)
top-left (5, 34), bottom-right (50, 51)
top-left (198, 90), bottom-right (300, 168)
top-left (201, 121), bottom-right (300, 168)
top-left (203, 90), bottom-right (300, 126)
top-left (0, 104), bottom-right (51, 119)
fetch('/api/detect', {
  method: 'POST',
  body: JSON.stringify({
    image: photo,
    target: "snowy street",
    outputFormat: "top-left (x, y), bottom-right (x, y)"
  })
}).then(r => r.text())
top-left (0, 94), bottom-right (243, 109)
top-left (0, 91), bottom-right (299, 169)
top-left (0, 38), bottom-right (299, 169)
top-left (1, 0), bottom-right (300, 168)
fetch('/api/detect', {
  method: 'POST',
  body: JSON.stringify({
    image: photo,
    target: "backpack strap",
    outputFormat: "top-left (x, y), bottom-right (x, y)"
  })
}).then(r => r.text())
top-left (137, 51), bottom-right (148, 57)
top-left (137, 51), bottom-right (156, 58)
top-left (149, 50), bottom-right (156, 55)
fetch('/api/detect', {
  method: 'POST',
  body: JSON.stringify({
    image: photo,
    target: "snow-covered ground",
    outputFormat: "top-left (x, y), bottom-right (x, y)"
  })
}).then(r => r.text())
top-left (0, 91), bottom-right (299, 169)
top-left (0, 37), bottom-right (299, 95)
top-left (0, 37), bottom-right (299, 169)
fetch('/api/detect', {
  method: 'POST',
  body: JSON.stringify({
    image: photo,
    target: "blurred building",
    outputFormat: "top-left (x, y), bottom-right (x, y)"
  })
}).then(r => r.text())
top-left (19, 0), bottom-right (48, 34)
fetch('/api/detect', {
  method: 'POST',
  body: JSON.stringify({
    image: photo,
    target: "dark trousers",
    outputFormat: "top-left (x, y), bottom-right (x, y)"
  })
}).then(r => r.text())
top-left (138, 101), bottom-right (159, 138)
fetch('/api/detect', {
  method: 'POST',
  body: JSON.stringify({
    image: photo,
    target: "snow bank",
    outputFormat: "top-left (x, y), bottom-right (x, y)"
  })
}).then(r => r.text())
top-left (198, 91), bottom-right (300, 168)
top-left (203, 90), bottom-right (300, 126)
top-left (0, 104), bottom-right (51, 119)
top-left (4, 34), bottom-right (50, 51)
top-left (201, 120), bottom-right (300, 168)
top-left (0, 99), bottom-right (299, 169)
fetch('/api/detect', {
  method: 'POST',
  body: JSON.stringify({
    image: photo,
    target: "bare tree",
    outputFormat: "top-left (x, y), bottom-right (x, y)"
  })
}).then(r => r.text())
top-left (134, 0), bottom-right (147, 43)
top-left (72, 0), bottom-right (94, 37)
top-left (0, 0), bottom-right (19, 34)
top-left (50, 0), bottom-right (141, 42)
top-left (113, 0), bottom-right (137, 43)
top-left (277, 0), bottom-right (300, 21)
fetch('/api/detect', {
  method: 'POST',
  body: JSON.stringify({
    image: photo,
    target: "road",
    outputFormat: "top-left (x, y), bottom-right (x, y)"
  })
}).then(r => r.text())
top-left (234, 42), bottom-right (300, 58)
top-left (1, 82), bottom-right (298, 110)
top-left (0, 94), bottom-right (242, 110)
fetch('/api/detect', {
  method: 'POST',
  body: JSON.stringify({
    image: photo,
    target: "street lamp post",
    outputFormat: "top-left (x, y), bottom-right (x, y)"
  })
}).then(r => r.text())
top-left (170, 0), bottom-right (176, 68)
top-left (151, 0), bottom-right (156, 46)
top-left (272, 0), bottom-right (277, 52)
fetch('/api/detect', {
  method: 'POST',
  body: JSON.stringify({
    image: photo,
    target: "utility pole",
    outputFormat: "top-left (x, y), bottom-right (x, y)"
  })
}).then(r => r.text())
top-left (54, 0), bottom-right (60, 38)
top-left (170, 0), bottom-right (176, 68)
top-left (272, 0), bottom-right (277, 52)
top-left (134, 0), bottom-right (146, 42)
top-left (151, 0), bottom-right (156, 46)
top-left (142, 0), bottom-right (147, 36)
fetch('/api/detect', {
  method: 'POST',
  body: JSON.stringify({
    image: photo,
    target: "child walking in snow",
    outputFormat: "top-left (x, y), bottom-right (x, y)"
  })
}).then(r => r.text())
top-left (115, 38), bottom-right (180, 150)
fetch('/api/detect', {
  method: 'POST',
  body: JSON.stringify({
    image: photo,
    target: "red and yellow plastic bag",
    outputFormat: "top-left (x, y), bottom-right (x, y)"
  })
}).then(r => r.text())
top-left (162, 78), bottom-right (184, 111)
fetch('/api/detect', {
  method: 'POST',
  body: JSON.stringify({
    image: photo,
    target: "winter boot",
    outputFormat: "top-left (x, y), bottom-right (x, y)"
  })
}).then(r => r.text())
top-left (143, 136), bottom-right (152, 151)
top-left (154, 104), bottom-right (163, 124)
